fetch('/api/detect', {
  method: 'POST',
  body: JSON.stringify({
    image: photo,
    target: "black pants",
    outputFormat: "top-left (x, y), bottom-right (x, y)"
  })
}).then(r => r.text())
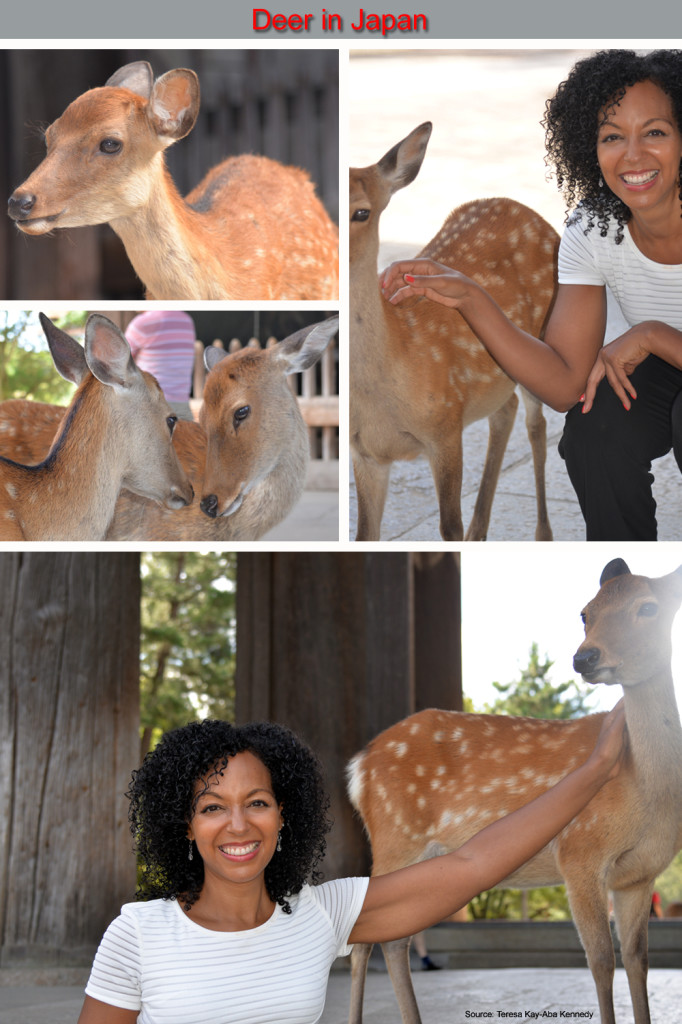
top-left (559, 355), bottom-right (682, 541)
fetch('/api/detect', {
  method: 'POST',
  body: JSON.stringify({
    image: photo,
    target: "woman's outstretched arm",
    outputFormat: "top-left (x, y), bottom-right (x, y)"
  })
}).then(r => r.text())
top-left (348, 700), bottom-right (626, 945)
top-left (380, 259), bottom-right (606, 412)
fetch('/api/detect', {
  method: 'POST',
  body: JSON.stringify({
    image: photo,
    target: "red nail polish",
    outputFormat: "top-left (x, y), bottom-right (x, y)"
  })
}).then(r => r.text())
top-left (404, 274), bottom-right (415, 283)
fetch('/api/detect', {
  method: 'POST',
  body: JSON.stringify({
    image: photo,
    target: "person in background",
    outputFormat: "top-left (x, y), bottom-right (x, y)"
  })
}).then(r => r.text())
top-left (126, 310), bottom-right (196, 421)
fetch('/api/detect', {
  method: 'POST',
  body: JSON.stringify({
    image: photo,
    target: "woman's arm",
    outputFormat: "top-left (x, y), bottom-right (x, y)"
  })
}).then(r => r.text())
top-left (380, 260), bottom-right (607, 412)
top-left (77, 995), bottom-right (139, 1024)
top-left (348, 700), bottom-right (626, 945)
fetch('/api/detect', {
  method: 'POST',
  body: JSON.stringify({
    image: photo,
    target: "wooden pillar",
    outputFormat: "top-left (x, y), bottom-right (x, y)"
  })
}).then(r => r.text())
top-left (0, 553), bottom-right (140, 967)
top-left (235, 552), bottom-right (461, 879)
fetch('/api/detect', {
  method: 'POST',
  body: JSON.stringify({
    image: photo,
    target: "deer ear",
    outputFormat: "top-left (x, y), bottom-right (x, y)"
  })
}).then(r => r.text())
top-left (148, 69), bottom-right (200, 142)
top-left (600, 558), bottom-right (631, 586)
top-left (84, 314), bottom-right (139, 390)
top-left (277, 316), bottom-right (339, 375)
top-left (377, 122), bottom-right (432, 197)
top-left (204, 346), bottom-right (227, 372)
top-left (39, 313), bottom-right (88, 385)
top-left (105, 61), bottom-right (154, 99)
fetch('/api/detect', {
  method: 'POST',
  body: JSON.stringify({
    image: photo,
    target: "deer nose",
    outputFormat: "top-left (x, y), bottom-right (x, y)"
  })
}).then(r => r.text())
top-left (8, 192), bottom-right (37, 220)
top-left (573, 647), bottom-right (601, 675)
top-left (200, 494), bottom-right (219, 518)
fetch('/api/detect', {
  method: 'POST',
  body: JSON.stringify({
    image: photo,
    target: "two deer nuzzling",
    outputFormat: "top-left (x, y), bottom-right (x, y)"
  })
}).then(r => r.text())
top-left (7, 61), bottom-right (339, 300)
top-left (347, 558), bottom-right (682, 1024)
top-left (0, 316), bottom-right (338, 541)
top-left (0, 314), bottom-right (193, 540)
top-left (350, 122), bottom-right (558, 541)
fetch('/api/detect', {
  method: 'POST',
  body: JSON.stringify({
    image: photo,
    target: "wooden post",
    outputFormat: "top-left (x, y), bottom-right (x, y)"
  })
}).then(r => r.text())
top-left (0, 553), bottom-right (140, 967)
top-left (235, 552), bottom-right (462, 879)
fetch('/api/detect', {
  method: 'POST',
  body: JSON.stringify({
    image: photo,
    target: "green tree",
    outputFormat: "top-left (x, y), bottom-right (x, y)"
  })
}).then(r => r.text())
top-left (0, 311), bottom-right (75, 403)
top-left (139, 552), bottom-right (237, 761)
top-left (486, 642), bottom-right (595, 719)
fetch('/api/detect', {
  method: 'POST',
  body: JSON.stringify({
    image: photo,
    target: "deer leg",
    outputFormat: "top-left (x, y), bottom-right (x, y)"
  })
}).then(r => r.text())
top-left (465, 393), bottom-right (517, 541)
top-left (352, 451), bottom-right (391, 541)
top-left (567, 883), bottom-right (617, 1024)
top-left (383, 936), bottom-right (423, 1024)
top-left (348, 942), bottom-right (374, 1024)
top-left (612, 886), bottom-right (653, 1024)
top-left (426, 433), bottom-right (465, 540)
top-left (519, 387), bottom-right (553, 541)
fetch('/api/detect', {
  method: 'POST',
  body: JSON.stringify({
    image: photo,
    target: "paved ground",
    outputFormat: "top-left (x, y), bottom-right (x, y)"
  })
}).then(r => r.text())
top-left (263, 487), bottom-right (338, 542)
top-left (348, 50), bottom-right (682, 543)
top-left (2, 966), bottom-right (681, 1023)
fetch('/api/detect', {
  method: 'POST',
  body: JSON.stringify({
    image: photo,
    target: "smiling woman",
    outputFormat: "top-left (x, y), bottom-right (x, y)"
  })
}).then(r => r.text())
top-left (75, 714), bottom-right (627, 1024)
top-left (380, 49), bottom-right (682, 541)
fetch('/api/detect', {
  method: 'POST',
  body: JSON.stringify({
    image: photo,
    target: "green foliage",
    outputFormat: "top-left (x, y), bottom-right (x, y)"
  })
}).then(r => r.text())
top-left (0, 310), bottom-right (85, 404)
top-left (485, 642), bottom-right (595, 719)
top-left (139, 553), bottom-right (237, 761)
top-left (656, 850), bottom-right (682, 910)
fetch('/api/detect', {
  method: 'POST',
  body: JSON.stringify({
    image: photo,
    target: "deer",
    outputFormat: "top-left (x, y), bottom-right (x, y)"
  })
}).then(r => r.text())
top-left (0, 316), bottom-right (339, 541)
top-left (350, 121), bottom-right (558, 541)
top-left (7, 61), bottom-right (339, 301)
top-left (0, 313), bottom-right (193, 540)
top-left (346, 558), bottom-right (682, 1024)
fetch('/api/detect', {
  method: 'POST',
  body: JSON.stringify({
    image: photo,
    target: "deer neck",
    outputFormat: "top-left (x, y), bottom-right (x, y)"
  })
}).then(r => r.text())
top-left (15, 378), bottom-right (123, 540)
top-left (350, 242), bottom-right (395, 372)
top-left (622, 672), bottom-right (682, 797)
top-left (110, 163), bottom-right (232, 300)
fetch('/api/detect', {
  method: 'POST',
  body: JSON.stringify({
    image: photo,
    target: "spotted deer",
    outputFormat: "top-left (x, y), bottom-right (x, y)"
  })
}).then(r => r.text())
top-left (347, 558), bottom-right (682, 1024)
top-left (0, 314), bottom-right (193, 540)
top-left (0, 316), bottom-right (338, 541)
top-left (7, 61), bottom-right (338, 300)
top-left (350, 122), bottom-right (558, 540)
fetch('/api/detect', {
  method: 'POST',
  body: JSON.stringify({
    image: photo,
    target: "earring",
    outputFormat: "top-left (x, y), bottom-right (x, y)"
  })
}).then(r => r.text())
top-left (188, 838), bottom-right (194, 861)
top-left (276, 830), bottom-right (282, 853)
top-left (598, 175), bottom-right (604, 189)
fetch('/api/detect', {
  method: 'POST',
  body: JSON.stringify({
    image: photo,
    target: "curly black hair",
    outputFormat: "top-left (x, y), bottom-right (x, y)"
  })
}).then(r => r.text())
top-left (127, 719), bottom-right (332, 914)
top-left (543, 49), bottom-right (682, 242)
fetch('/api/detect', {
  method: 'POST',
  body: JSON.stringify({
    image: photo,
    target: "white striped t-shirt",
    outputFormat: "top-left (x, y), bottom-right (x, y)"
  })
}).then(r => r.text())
top-left (85, 877), bottom-right (369, 1024)
top-left (558, 211), bottom-right (682, 331)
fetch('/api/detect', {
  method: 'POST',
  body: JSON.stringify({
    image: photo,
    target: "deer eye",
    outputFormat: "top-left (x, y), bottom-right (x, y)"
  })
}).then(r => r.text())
top-left (638, 602), bottom-right (658, 617)
top-left (352, 208), bottom-right (370, 222)
top-left (234, 406), bottom-right (250, 427)
top-left (100, 138), bottom-right (122, 154)
top-left (166, 415), bottom-right (177, 436)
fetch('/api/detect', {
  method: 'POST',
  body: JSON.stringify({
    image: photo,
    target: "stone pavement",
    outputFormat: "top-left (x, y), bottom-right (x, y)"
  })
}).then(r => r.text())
top-left (263, 487), bottom-right (338, 542)
top-left (2, 967), bottom-right (681, 1023)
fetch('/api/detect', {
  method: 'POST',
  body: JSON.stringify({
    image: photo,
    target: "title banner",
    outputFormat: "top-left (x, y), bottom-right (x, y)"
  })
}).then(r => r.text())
top-left (2, 0), bottom-right (673, 39)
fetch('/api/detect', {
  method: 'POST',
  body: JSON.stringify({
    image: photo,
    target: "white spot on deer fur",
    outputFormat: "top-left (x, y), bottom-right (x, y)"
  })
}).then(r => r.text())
top-left (431, 349), bottom-right (442, 362)
top-left (409, 722), bottom-right (421, 735)
top-left (451, 727), bottom-right (463, 741)
top-left (5, 483), bottom-right (17, 499)
top-left (415, 765), bottom-right (425, 777)
top-left (388, 741), bottom-right (408, 758)
top-left (407, 783), bottom-right (416, 794)
top-left (4, 510), bottom-right (15, 520)
top-left (417, 797), bottom-right (426, 809)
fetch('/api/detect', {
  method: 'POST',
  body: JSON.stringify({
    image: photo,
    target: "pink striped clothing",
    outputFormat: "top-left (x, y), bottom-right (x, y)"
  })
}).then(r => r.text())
top-left (125, 311), bottom-right (196, 401)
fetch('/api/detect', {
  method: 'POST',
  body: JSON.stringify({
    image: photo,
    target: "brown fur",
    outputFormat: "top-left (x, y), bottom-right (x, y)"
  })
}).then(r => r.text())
top-left (350, 123), bottom-right (558, 541)
top-left (347, 561), bottom-right (682, 1024)
top-left (9, 64), bottom-right (338, 301)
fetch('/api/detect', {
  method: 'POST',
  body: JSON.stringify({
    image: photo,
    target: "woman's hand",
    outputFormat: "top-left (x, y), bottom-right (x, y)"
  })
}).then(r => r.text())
top-left (582, 325), bottom-right (653, 412)
top-left (586, 698), bottom-right (627, 782)
top-left (380, 258), bottom-right (473, 308)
